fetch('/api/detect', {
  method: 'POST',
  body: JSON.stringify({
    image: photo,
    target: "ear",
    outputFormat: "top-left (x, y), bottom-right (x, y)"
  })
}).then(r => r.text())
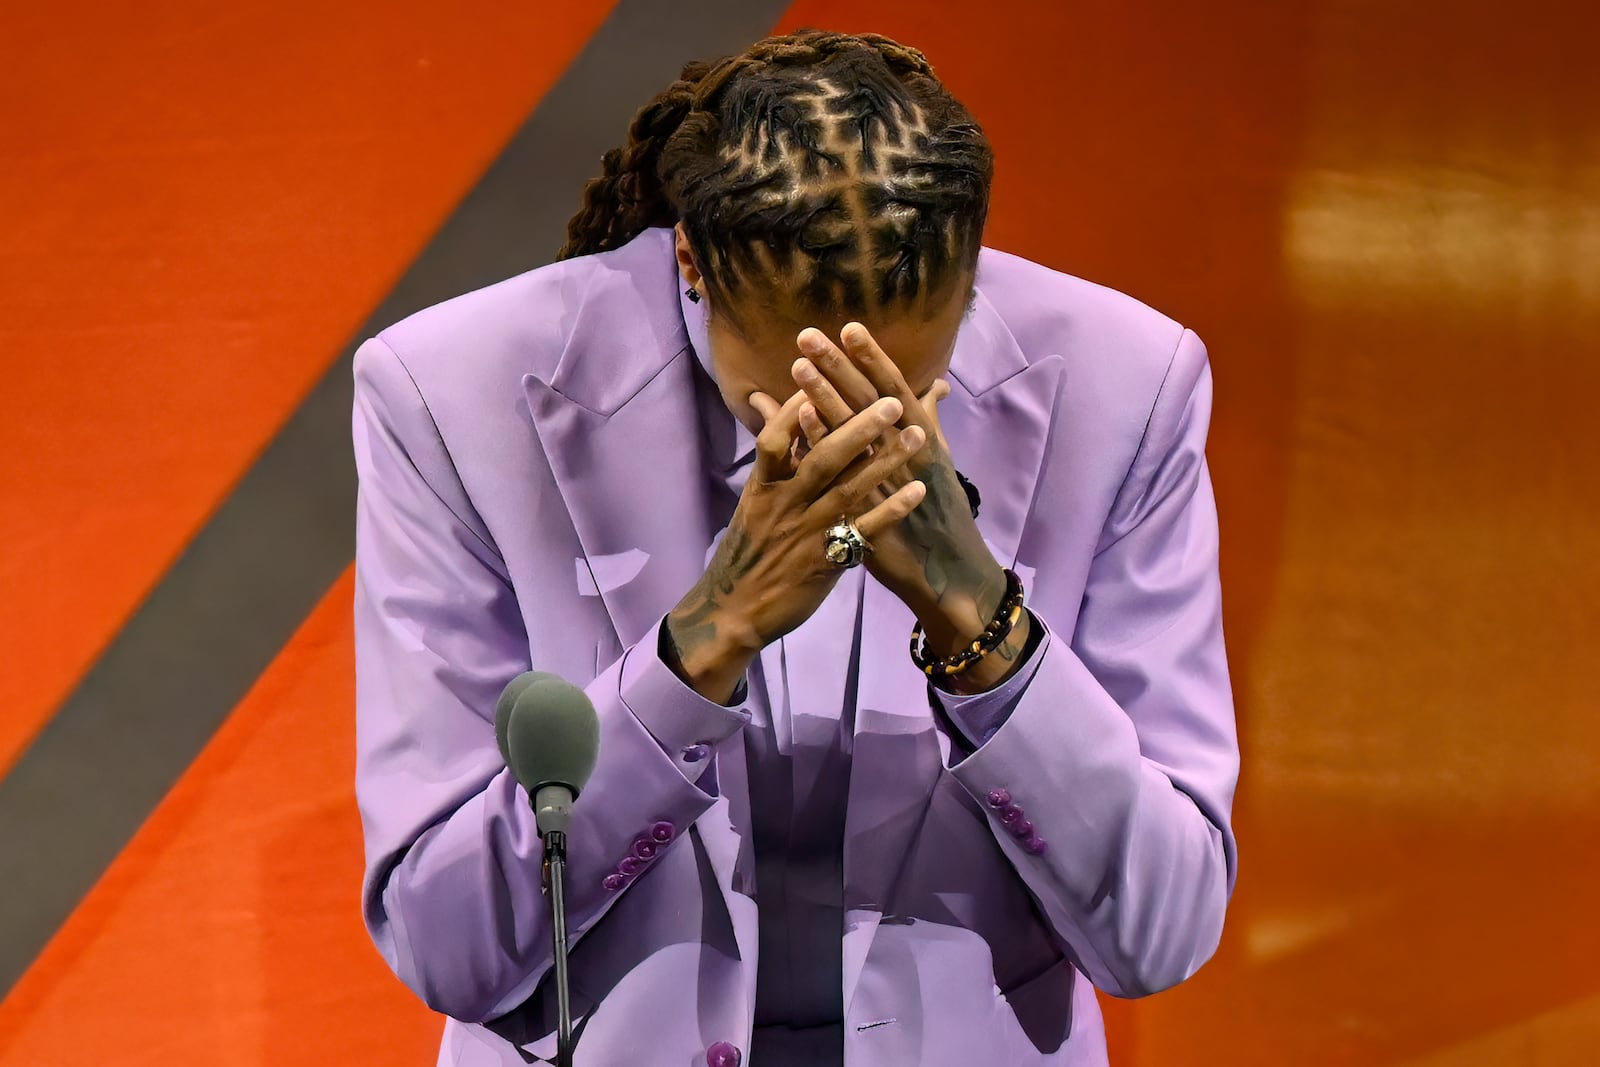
top-left (674, 222), bottom-right (703, 293)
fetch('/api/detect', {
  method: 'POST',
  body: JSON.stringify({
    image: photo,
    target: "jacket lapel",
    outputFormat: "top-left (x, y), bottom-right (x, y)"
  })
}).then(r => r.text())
top-left (522, 264), bottom-right (761, 1024)
top-left (519, 242), bottom-right (1068, 1020)
top-left (843, 289), bottom-right (1067, 1011)
top-left (522, 350), bottom-right (720, 659)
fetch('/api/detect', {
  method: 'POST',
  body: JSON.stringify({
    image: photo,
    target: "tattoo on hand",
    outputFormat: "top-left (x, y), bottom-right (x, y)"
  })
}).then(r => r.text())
top-left (668, 521), bottom-right (763, 669)
top-left (904, 460), bottom-right (1002, 612)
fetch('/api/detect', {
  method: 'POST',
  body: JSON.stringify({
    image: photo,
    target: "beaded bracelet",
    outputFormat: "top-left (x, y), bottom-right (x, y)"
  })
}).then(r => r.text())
top-left (909, 568), bottom-right (1025, 678)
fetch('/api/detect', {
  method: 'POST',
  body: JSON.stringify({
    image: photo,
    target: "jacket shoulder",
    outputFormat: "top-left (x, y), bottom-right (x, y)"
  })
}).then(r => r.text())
top-left (976, 246), bottom-right (1192, 385)
top-left (367, 227), bottom-right (683, 413)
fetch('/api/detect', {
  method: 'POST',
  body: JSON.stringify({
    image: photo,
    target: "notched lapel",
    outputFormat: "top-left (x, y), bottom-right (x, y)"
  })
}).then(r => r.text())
top-left (941, 287), bottom-right (1069, 572)
top-left (522, 349), bottom-right (720, 662)
top-left (843, 294), bottom-right (1067, 1012)
top-left (525, 343), bottom-right (762, 1029)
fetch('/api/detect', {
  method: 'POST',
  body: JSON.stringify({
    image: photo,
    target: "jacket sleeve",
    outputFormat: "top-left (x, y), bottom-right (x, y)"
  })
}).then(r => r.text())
top-left (945, 328), bottom-right (1240, 998)
top-left (351, 336), bottom-right (749, 1025)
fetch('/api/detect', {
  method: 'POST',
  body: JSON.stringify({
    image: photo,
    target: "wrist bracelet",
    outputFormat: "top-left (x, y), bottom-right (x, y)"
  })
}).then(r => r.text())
top-left (909, 569), bottom-right (1025, 678)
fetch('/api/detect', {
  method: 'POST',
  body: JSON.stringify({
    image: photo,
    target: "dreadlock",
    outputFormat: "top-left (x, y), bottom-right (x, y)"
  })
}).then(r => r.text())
top-left (556, 30), bottom-right (993, 328)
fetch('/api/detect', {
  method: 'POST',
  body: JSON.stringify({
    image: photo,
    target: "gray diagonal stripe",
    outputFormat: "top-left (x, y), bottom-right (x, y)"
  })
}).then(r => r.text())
top-left (0, 0), bottom-right (792, 1000)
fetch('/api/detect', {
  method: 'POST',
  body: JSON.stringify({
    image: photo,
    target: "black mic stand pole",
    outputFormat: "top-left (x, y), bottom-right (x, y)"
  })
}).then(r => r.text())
top-left (541, 829), bottom-right (574, 1067)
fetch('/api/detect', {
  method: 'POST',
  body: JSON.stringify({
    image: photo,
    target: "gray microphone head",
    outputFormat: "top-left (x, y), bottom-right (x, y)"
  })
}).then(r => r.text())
top-left (506, 674), bottom-right (600, 837)
top-left (494, 671), bottom-right (546, 767)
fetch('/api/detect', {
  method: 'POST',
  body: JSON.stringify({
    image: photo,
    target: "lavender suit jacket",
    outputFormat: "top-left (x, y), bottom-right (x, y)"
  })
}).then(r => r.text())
top-left (352, 227), bottom-right (1238, 1066)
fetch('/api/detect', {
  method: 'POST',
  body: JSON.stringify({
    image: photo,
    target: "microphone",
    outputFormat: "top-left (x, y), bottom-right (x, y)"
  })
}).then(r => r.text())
top-left (493, 671), bottom-right (600, 1067)
top-left (493, 671), bottom-right (540, 768)
top-left (502, 672), bottom-right (601, 838)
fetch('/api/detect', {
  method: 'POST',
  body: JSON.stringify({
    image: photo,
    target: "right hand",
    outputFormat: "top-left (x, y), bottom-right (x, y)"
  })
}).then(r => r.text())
top-left (664, 389), bottom-right (928, 702)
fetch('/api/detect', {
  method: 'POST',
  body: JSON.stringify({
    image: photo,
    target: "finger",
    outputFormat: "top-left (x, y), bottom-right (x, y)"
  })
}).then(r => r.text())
top-left (798, 401), bottom-right (829, 450)
top-left (792, 356), bottom-right (856, 430)
top-left (748, 390), bottom-right (783, 423)
top-left (840, 321), bottom-right (916, 406)
top-left (792, 395), bottom-right (903, 496)
top-left (917, 378), bottom-right (953, 449)
top-left (797, 328), bottom-right (881, 414)
top-left (752, 389), bottom-right (809, 481)
top-left (812, 424), bottom-right (925, 517)
top-left (853, 479), bottom-right (928, 541)
top-left (791, 402), bottom-right (819, 463)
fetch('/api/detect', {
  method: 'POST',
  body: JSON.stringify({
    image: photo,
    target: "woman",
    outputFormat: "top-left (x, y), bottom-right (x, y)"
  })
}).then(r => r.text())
top-left (353, 29), bottom-right (1238, 1067)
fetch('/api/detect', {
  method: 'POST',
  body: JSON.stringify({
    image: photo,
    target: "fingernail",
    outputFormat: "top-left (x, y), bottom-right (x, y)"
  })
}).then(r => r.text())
top-left (797, 329), bottom-right (828, 355)
top-left (877, 397), bottom-right (902, 418)
top-left (899, 426), bottom-right (922, 448)
top-left (841, 322), bottom-right (866, 346)
top-left (792, 358), bottom-right (818, 382)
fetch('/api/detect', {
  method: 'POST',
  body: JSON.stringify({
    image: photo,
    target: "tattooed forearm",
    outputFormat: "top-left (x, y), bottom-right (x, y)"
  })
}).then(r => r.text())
top-left (715, 523), bottom-right (762, 591)
top-left (906, 460), bottom-right (1004, 615)
top-left (666, 580), bottom-right (722, 671)
top-left (664, 520), bottom-right (768, 703)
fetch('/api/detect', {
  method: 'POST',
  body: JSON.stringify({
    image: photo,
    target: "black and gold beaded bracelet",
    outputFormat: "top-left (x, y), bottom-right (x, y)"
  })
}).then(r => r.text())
top-left (909, 568), bottom-right (1025, 678)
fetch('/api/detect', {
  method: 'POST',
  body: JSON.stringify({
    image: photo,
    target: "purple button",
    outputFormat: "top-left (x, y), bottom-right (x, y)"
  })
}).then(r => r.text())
top-left (985, 788), bottom-right (1012, 809)
top-left (631, 836), bottom-right (659, 861)
top-left (618, 856), bottom-right (643, 877)
top-left (602, 873), bottom-right (624, 892)
top-left (1010, 818), bottom-right (1035, 838)
top-left (650, 820), bottom-right (677, 844)
top-left (682, 743), bottom-right (711, 763)
top-left (1022, 833), bottom-right (1049, 856)
top-left (706, 1041), bottom-right (742, 1067)
top-left (999, 805), bottom-right (1025, 826)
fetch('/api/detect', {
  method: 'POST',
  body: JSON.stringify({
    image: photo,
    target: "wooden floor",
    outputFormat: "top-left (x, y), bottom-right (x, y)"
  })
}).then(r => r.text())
top-left (1, 2), bottom-right (1595, 1063)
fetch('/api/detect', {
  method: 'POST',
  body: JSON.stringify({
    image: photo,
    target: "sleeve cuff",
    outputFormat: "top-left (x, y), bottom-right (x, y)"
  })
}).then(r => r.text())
top-left (619, 616), bottom-right (752, 782)
top-left (932, 611), bottom-right (1051, 756)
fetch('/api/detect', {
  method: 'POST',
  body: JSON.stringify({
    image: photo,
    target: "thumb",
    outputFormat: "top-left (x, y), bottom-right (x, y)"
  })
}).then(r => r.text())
top-left (748, 389), bottom-right (808, 482)
top-left (749, 391), bottom-right (782, 424)
top-left (919, 379), bottom-right (953, 447)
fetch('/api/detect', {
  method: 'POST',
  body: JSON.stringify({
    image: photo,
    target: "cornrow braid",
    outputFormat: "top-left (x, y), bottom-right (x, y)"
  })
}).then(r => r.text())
top-left (558, 30), bottom-right (993, 329)
top-left (554, 61), bottom-right (709, 260)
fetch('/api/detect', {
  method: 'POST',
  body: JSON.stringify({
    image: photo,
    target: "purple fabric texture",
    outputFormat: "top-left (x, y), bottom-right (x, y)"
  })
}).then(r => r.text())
top-left (352, 227), bottom-right (1238, 1065)
top-left (667, 343), bottom-right (1053, 1063)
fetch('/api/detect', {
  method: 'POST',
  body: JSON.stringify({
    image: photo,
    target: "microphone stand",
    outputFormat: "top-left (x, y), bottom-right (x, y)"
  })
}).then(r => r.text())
top-left (541, 829), bottom-right (574, 1067)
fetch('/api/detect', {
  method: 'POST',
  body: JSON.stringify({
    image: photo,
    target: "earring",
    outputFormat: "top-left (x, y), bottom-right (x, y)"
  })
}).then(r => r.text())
top-left (685, 287), bottom-right (701, 304)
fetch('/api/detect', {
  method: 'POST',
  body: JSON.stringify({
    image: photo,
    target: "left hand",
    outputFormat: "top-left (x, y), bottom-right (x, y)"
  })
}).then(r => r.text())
top-left (755, 322), bottom-right (1008, 660)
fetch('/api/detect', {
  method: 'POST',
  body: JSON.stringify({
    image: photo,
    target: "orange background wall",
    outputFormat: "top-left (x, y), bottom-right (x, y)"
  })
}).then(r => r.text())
top-left (2, 2), bottom-right (1595, 1064)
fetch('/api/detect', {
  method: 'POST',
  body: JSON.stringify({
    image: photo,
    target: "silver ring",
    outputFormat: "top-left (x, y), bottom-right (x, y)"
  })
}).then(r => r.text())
top-left (823, 521), bottom-right (872, 569)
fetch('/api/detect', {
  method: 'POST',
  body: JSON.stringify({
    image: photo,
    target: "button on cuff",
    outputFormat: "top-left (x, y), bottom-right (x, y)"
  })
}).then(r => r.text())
top-left (621, 619), bottom-right (750, 760)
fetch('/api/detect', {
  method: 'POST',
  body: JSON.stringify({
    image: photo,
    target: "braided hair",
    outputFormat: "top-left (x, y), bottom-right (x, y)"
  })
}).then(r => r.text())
top-left (557, 30), bottom-right (993, 329)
